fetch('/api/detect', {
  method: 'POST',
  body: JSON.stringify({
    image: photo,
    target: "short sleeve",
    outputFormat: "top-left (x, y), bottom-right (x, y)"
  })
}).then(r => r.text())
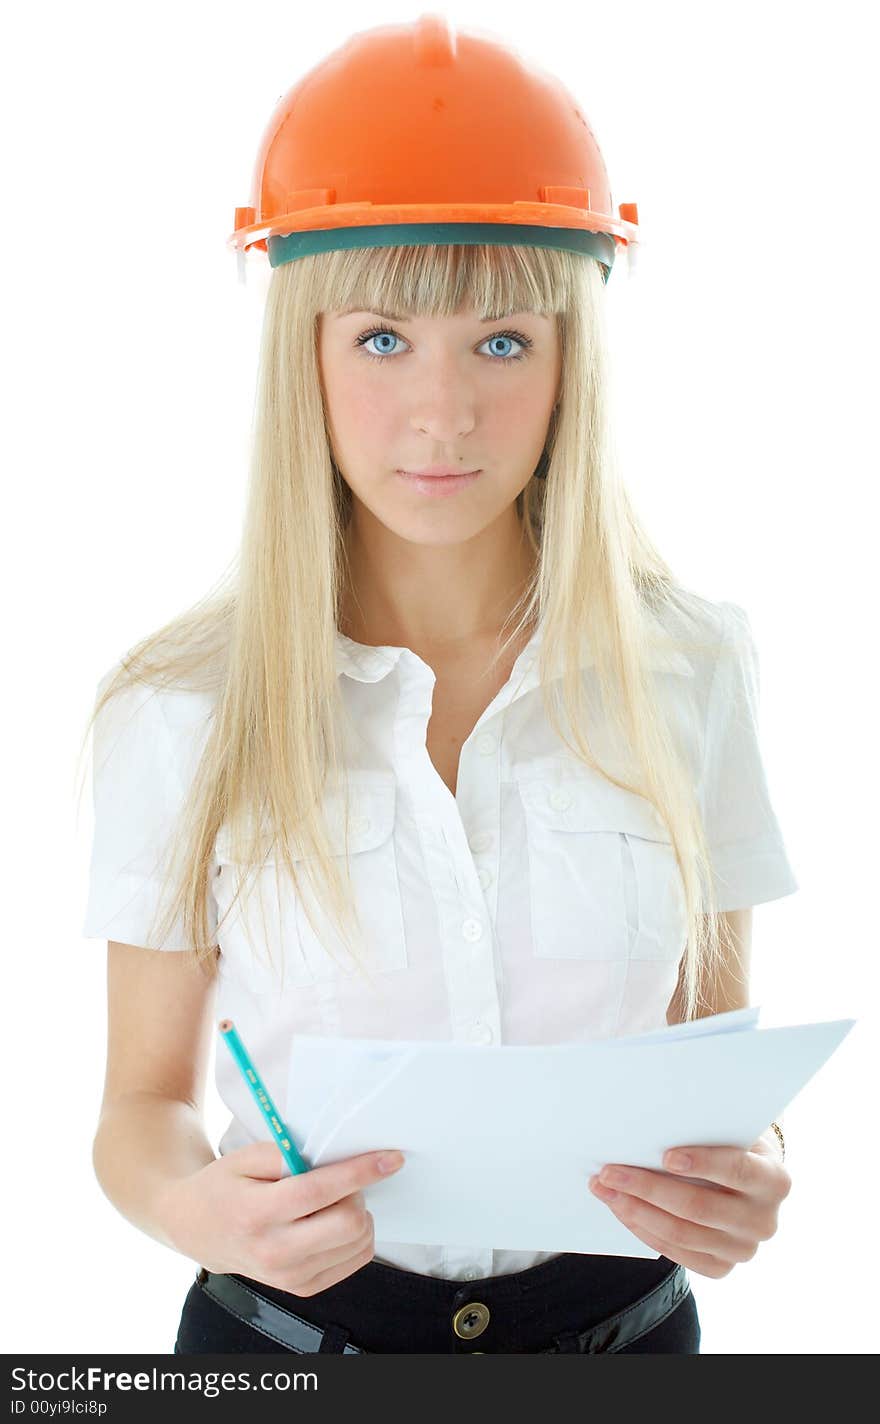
top-left (698, 602), bottom-right (799, 912)
top-left (81, 667), bottom-right (219, 949)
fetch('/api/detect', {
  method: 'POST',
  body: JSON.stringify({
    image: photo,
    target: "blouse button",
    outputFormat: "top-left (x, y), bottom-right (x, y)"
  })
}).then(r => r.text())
top-left (548, 789), bottom-right (572, 811)
top-left (462, 918), bottom-right (483, 941)
top-left (475, 733), bottom-right (496, 755)
top-left (469, 1022), bottom-right (494, 1045)
top-left (469, 830), bottom-right (492, 853)
top-left (477, 867), bottom-right (492, 890)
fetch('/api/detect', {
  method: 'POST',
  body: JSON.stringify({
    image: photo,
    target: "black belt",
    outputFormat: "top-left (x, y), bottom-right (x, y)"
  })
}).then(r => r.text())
top-left (192, 1261), bottom-right (691, 1354)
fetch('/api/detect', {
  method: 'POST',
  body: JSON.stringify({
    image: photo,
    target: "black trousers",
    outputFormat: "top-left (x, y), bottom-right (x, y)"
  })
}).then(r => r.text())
top-left (174, 1250), bottom-right (700, 1354)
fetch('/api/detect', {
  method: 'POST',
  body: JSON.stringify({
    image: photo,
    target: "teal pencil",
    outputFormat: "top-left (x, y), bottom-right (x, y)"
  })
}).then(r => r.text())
top-left (218, 1018), bottom-right (311, 1175)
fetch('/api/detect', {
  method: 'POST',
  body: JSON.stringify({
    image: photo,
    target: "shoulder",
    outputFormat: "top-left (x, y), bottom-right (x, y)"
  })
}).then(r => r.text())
top-left (92, 659), bottom-right (218, 778)
top-left (648, 591), bottom-right (746, 684)
top-left (95, 658), bottom-right (218, 718)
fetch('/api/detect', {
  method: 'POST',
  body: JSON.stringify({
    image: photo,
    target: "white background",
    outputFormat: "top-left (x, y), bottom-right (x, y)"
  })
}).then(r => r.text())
top-left (5, 0), bottom-right (877, 1354)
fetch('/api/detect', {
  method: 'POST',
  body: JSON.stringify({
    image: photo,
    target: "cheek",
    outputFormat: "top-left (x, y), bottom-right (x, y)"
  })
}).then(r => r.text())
top-left (333, 384), bottom-right (399, 442)
top-left (486, 388), bottom-right (552, 446)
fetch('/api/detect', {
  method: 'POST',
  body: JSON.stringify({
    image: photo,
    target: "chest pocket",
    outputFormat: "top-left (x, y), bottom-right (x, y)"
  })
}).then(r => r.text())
top-left (516, 769), bottom-right (687, 962)
top-left (214, 779), bottom-right (408, 993)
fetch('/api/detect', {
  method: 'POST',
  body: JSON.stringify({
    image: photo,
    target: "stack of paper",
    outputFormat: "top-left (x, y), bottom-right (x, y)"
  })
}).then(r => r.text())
top-left (283, 1008), bottom-right (854, 1258)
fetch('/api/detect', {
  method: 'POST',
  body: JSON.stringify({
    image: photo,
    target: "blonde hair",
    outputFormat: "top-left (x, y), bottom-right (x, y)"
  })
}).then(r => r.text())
top-left (77, 241), bottom-right (732, 1021)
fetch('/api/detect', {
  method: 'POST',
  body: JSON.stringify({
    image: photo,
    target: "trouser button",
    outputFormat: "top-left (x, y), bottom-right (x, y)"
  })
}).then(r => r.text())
top-left (452, 1302), bottom-right (490, 1339)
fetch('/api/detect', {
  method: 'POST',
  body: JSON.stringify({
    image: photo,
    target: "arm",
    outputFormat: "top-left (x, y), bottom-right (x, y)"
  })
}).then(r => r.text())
top-left (665, 907), bottom-right (783, 1159)
top-left (91, 941), bottom-right (219, 1253)
top-left (666, 907), bottom-right (752, 1024)
top-left (93, 1095), bottom-right (217, 1252)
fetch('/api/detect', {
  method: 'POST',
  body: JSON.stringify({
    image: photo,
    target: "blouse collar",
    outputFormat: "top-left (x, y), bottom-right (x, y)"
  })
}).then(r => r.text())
top-left (334, 615), bottom-right (693, 686)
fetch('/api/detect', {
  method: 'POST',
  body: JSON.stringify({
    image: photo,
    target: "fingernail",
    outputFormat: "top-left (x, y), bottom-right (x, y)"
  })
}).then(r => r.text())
top-left (590, 1179), bottom-right (618, 1200)
top-left (666, 1151), bottom-right (692, 1172)
top-left (377, 1152), bottom-right (405, 1173)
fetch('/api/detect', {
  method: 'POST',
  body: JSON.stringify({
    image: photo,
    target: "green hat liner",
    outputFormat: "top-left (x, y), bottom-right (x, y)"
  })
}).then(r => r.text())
top-left (267, 222), bottom-right (616, 284)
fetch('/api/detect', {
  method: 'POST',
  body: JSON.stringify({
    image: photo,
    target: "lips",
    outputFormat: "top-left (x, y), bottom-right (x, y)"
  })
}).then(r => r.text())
top-left (395, 468), bottom-right (482, 497)
top-left (397, 471), bottom-right (480, 479)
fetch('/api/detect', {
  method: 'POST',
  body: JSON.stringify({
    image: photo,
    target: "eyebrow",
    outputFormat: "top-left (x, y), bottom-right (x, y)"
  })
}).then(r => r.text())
top-left (334, 307), bottom-right (519, 323)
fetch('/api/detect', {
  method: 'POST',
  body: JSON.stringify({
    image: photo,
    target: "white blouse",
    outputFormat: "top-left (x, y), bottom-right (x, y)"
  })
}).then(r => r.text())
top-left (81, 599), bottom-right (799, 1283)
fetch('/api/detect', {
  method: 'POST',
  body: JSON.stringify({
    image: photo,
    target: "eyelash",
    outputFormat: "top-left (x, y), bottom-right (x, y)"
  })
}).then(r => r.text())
top-left (353, 325), bottom-right (533, 365)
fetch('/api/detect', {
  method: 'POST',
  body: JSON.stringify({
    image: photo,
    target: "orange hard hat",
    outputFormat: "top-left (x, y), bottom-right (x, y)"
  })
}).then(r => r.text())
top-left (229, 13), bottom-right (639, 284)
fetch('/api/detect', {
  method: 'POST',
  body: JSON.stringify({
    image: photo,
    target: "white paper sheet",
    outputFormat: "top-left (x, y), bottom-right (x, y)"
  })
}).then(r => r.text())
top-left (283, 1013), bottom-right (854, 1258)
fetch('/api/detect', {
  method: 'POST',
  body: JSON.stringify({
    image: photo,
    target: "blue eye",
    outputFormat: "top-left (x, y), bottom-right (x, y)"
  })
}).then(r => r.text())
top-left (354, 326), bottom-right (532, 365)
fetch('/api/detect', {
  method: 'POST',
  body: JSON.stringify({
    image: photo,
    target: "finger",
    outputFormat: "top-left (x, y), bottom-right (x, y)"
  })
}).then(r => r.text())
top-left (591, 1167), bottom-right (750, 1235)
top-left (661, 1145), bottom-right (767, 1193)
top-left (287, 1195), bottom-right (373, 1258)
top-left (256, 1207), bottom-right (374, 1292)
top-left (592, 1184), bottom-right (759, 1266)
top-left (287, 1236), bottom-right (377, 1299)
top-left (272, 1150), bottom-right (404, 1217)
top-left (606, 1219), bottom-right (735, 1280)
top-left (286, 1213), bottom-right (374, 1282)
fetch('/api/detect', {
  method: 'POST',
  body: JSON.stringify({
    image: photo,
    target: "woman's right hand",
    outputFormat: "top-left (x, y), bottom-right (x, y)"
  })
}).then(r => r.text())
top-left (157, 1142), bottom-right (406, 1297)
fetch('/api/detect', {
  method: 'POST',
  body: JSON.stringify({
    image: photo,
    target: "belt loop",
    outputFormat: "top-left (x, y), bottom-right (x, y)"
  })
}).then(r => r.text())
top-left (318, 1322), bottom-right (353, 1353)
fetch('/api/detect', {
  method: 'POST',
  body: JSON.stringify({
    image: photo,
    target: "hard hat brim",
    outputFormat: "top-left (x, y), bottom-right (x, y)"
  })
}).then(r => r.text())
top-left (228, 212), bottom-right (638, 284)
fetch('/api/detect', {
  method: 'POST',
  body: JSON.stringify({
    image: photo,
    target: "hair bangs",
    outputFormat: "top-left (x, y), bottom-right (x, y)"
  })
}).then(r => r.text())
top-left (276, 240), bottom-right (572, 322)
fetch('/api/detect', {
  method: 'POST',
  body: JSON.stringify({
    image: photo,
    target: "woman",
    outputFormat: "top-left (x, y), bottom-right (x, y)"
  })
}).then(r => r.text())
top-left (80, 16), bottom-right (794, 1355)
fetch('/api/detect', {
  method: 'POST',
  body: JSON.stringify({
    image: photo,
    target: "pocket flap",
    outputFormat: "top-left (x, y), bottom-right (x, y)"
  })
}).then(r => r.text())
top-left (518, 774), bottom-right (671, 842)
top-left (215, 779), bottom-right (397, 864)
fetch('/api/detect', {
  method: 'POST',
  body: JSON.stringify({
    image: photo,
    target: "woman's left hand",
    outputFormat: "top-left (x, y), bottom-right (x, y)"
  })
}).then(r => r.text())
top-left (588, 1129), bottom-right (791, 1278)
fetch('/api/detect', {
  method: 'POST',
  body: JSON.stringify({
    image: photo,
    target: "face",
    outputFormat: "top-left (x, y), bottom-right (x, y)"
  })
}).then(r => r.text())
top-left (316, 303), bottom-right (561, 544)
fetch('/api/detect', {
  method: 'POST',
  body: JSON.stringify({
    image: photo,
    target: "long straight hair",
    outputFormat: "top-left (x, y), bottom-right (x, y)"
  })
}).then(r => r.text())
top-left (77, 241), bottom-right (732, 1022)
